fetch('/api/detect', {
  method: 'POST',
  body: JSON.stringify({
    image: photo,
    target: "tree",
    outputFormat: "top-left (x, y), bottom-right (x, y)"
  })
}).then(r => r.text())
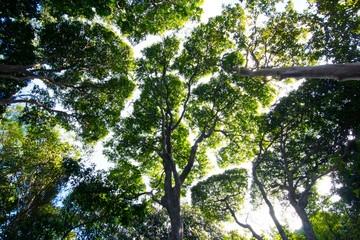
top-left (1, 0), bottom-right (135, 140)
top-left (191, 168), bottom-right (264, 240)
top-left (306, 0), bottom-right (360, 63)
top-left (251, 78), bottom-right (360, 240)
top-left (0, 106), bottom-right (80, 239)
top-left (43, 0), bottom-right (204, 42)
top-left (202, 2), bottom-right (360, 238)
top-left (0, 0), bottom-right (39, 114)
top-left (105, 10), bottom-right (274, 237)
top-left (2, 20), bottom-right (135, 141)
top-left (309, 211), bottom-right (348, 240)
top-left (330, 140), bottom-right (360, 239)
top-left (106, 35), bottom-right (217, 240)
top-left (122, 204), bottom-right (227, 239)
top-left (3, 0), bottom-right (360, 238)
top-left (0, 109), bottom-right (147, 239)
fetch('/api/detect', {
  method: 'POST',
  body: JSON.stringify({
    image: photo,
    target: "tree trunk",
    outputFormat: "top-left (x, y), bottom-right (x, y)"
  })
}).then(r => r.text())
top-left (168, 203), bottom-right (183, 240)
top-left (229, 62), bottom-right (360, 81)
top-left (293, 205), bottom-right (317, 240)
top-left (162, 187), bottom-right (183, 240)
top-left (0, 64), bottom-right (29, 73)
top-left (287, 187), bottom-right (317, 240)
top-left (252, 164), bottom-right (289, 240)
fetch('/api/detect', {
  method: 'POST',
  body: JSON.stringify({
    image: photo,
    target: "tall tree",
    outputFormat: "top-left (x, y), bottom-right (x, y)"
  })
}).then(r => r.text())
top-left (251, 78), bottom-right (360, 240)
top-left (106, 9), bottom-right (274, 236)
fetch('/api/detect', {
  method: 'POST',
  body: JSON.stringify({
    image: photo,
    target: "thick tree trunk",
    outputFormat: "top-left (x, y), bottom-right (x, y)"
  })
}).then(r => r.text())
top-left (292, 205), bottom-right (317, 240)
top-left (161, 153), bottom-right (184, 240)
top-left (168, 202), bottom-right (183, 240)
top-left (0, 64), bottom-right (29, 74)
top-left (287, 185), bottom-right (317, 240)
top-left (230, 62), bottom-right (360, 81)
top-left (162, 187), bottom-right (183, 240)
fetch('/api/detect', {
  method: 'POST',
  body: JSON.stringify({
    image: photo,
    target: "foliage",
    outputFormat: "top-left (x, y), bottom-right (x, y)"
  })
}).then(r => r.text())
top-left (335, 140), bottom-right (360, 209)
top-left (0, 0), bottom-right (204, 141)
top-left (2, 19), bottom-right (135, 141)
top-left (106, 9), bottom-right (275, 235)
top-left (244, 0), bottom-right (312, 68)
top-left (256, 78), bottom-right (360, 194)
top-left (122, 204), bottom-right (226, 239)
top-left (44, 0), bottom-right (204, 42)
top-left (251, 78), bottom-right (360, 239)
top-left (2, 0), bottom-right (360, 239)
top-left (0, 106), bottom-right (80, 239)
top-left (306, 0), bottom-right (360, 63)
top-left (330, 140), bottom-right (360, 238)
top-left (310, 211), bottom-right (346, 240)
top-left (192, 168), bottom-right (248, 221)
top-left (57, 162), bottom-right (147, 239)
top-left (0, 0), bottom-right (38, 114)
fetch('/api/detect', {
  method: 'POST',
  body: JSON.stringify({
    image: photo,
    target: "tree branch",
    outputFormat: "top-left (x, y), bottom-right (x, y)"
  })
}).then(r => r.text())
top-left (0, 99), bottom-right (71, 115)
top-left (226, 62), bottom-right (360, 81)
top-left (224, 199), bottom-right (263, 240)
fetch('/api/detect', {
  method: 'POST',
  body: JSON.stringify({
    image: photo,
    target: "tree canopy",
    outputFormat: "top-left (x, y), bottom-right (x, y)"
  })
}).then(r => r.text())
top-left (0, 0), bottom-right (204, 141)
top-left (1, 0), bottom-right (360, 239)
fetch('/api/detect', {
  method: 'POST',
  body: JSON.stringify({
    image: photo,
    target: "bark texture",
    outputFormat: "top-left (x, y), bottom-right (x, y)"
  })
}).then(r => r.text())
top-left (231, 62), bottom-right (360, 81)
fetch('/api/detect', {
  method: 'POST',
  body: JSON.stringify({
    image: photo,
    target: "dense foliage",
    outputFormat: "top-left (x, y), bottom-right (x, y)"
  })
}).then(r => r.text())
top-left (1, 0), bottom-right (360, 239)
top-left (0, 107), bottom-right (80, 238)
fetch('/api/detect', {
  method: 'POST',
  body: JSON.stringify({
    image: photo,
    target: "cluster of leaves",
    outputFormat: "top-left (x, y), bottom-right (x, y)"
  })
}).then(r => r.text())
top-left (0, 0), bottom-right (39, 113)
top-left (119, 204), bottom-right (227, 239)
top-left (2, 0), bottom-right (136, 141)
top-left (0, 107), bottom-right (80, 238)
top-left (0, 107), bottom-right (150, 239)
top-left (243, 0), bottom-right (312, 69)
top-left (251, 78), bottom-right (360, 238)
top-left (56, 162), bottom-right (147, 239)
top-left (306, 0), bottom-right (360, 63)
top-left (44, 0), bottom-right (204, 42)
top-left (191, 168), bottom-right (248, 221)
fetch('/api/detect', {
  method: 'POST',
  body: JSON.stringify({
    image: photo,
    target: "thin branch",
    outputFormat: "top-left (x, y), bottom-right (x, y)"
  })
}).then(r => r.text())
top-left (25, 54), bottom-right (58, 69)
top-left (0, 99), bottom-right (71, 115)
top-left (224, 199), bottom-right (263, 240)
top-left (252, 162), bottom-right (289, 240)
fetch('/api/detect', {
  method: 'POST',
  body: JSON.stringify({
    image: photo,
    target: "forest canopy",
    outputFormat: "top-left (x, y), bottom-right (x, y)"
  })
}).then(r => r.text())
top-left (1, 0), bottom-right (359, 239)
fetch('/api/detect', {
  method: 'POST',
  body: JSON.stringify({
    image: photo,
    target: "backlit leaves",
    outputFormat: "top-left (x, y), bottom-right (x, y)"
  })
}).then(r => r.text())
top-left (192, 168), bottom-right (248, 221)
